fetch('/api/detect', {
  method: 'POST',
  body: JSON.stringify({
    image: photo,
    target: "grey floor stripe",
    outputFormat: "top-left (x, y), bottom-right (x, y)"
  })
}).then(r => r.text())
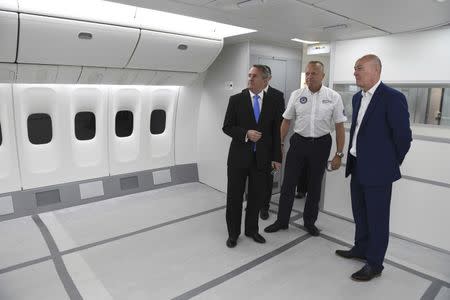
top-left (172, 233), bottom-right (312, 300)
top-left (421, 282), bottom-right (444, 300)
top-left (32, 215), bottom-right (83, 300)
top-left (61, 205), bottom-right (226, 255)
top-left (0, 256), bottom-right (52, 275)
top-left (319, 233), bottom-right (450, 287)
top-left (402, 175), bottom-right (450, 188)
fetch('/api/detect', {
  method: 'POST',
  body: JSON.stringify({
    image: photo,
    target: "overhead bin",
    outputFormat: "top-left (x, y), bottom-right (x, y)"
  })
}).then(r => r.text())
top-left (18, 0), bottom-right (136, 28)
top-left (0, 0), bottom-right (18, 11)
top-left (127, 30), bottom-right (223, 73)
top-left (18, 14), bottom-right (140, 68)
top-left (0, 10), bottom-right (18, 63)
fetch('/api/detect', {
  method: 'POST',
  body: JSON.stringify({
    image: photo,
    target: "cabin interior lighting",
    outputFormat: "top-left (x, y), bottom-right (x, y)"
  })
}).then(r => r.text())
top-left (291, 38), bottom-right (320, 44)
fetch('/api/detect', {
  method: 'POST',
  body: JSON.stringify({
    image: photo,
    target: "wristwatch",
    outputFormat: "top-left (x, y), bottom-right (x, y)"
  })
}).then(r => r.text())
top-left (335, 152), bottom-right (344, 158)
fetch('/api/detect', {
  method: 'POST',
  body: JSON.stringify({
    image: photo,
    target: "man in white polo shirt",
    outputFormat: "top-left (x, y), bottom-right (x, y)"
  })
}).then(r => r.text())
top-left (265, 61), bottom-right (346, 236)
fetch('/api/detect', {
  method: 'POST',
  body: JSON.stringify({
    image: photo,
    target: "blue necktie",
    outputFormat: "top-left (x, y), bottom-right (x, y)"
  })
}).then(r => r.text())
top-left (253, 94), bottom-right (260, 151)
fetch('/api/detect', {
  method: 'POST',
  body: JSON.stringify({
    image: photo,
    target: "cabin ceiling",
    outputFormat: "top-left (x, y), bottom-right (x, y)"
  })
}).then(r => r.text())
top-left (110, 0), bottom-right (450, 47)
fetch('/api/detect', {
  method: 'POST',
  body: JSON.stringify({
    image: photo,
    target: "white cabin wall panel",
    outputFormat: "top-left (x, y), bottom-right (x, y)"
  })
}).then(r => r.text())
top-left (103, 69), bottom-right (141, 85)
top-left (0, 10), bottom-right (18, 63)
top-left (0, 63), bottom-right (17, 83)
top-left (18, 0), bottom-right (136, 28)
top-left (108, 87), bottom-right (146, 175)
top-left (78, 67), bottom-right (107, 84)
top-left (391, 180), bottom-right (450, 252)
top-left (0, 85), bottom-right (21, 194)
top-left (147, 86), bottom-right (178, 168)
top-left (333, 27), bottom-right (450, 83)
top-left (55, 66), bottom-right (82, 84)
top-left (127, 30), bottom-right (223, 73)
top-left (0, 0), bottom-right (18, 11)
top-left (18, 14), bottom-right (139, 68)
top-left (13, 85), bottom-right (69, 189)
top-left (151, 71), bottom-right (199, 86)
top-left (16, 64), bottom-right (58, 83)
top-left (197, 43), bottom-right (250, 192)
top-left (401, 140), bottom-right (450, 185)
top-left (68, 86), bottom-right (109, 181)
top-left (175, 73), bottom-right (205, 164)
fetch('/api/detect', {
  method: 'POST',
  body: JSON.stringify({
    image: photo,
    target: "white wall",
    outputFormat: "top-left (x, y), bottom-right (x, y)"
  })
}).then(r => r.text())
top-left (331, 27), bottom-right (450, 84)
top-left (197, 42), bottom-right (250, 192)
top-left (175, 73), bottom-right (205, 165)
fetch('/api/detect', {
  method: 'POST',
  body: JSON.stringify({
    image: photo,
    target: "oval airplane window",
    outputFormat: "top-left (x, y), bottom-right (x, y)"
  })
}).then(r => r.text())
top-left (27, 113), bottom-right (53, 145)
top-left (75, 111), bottom-right (96, 140)
top-left (150, 110), bottom-right (166, 135)
top-left (115, 110), bottom-right (133, 137)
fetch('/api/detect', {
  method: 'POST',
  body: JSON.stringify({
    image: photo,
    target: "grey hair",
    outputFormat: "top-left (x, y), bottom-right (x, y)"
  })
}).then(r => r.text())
top-left (307, 61), bottom-right (325, 73)
top-left (252, 64), bottom-right (271, 79)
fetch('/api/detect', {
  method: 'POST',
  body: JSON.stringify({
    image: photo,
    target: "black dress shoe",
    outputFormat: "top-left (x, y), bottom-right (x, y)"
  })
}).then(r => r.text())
top-left (335, 249), bottom-right (366, 260)
top-left (226, 238), bottom-right (237, 248)
top-left (245, 232), bottom-right (266, 243)
top-left (260, 210), bottom-right (269, 220)
top-left (351, 264), bottom-right (382, 281)
top-left (304, 224), bottom-right (320, 236)
top-left (295, 192), bottom-right (306, 199)
top-left (264, 221), bottom-right (288, 233)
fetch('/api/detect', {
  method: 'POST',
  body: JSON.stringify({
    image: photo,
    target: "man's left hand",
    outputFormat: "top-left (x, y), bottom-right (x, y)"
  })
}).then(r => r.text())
top-left (272, 161), bottom-right (281, 171)
top-left (330, 156), bottom-right (341, 170)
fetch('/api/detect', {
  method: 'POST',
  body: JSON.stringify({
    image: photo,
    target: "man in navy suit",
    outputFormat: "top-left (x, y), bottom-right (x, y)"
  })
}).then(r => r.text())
top-left (223, 65), bottom-right (282, 248)
top-left (335, 54), bottom-right (412, 281)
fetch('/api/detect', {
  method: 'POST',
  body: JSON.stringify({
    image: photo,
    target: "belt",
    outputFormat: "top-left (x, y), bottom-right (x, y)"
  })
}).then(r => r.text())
top-left (296, 133), bottom-right (330, 141)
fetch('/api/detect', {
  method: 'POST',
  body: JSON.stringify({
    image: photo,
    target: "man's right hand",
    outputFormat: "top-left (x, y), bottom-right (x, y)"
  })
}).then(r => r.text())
top-left (247, 130), bottom-right (262, 142)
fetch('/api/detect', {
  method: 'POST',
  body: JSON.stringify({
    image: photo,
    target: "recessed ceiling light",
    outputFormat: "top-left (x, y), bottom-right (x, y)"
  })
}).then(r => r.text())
top-left (435, 0), bottom-right (447, 2)
top-left (291, 38), bottom-right (320, 44)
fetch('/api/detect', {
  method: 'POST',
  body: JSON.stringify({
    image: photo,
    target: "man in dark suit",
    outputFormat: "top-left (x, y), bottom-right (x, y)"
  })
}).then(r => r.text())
top-left (259, 65), bottom-right (285, 220)
top-left (335, 54), bottom-right (412, 281)
top-left (223, 65), bottom-right (282, 248)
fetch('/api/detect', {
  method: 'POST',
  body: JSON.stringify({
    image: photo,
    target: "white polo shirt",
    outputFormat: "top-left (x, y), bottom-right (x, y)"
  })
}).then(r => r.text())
top-left (283, 85), bottom-right (347, 137)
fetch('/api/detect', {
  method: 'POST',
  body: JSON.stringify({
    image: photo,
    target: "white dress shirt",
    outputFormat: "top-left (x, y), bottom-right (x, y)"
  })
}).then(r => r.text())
top-left (350, 79), bottom-right (381, 157)
top-left (283, 85), bottom-right (347, 137)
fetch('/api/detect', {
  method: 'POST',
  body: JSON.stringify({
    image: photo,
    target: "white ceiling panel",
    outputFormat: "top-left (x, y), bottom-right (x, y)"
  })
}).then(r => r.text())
top-left (316, 0), bottom-right (450, 33)
top-left (109, 0), bottom-right (450, 46)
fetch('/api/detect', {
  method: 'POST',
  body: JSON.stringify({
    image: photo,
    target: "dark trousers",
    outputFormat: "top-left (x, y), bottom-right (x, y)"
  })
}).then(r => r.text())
top-left (296, 170), bottom-right (308, 194)
top-left (226, 155), bottom-right (267, 239)
top-left (349, 156), bottom-right (392, 272)
top-left (277, 133), bottom-right (331, 226)
top-left (261, 165), bottom-right (308, 212)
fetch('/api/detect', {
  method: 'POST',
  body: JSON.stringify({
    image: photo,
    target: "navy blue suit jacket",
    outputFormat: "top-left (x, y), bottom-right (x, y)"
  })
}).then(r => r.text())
top-left (345, 82), bottom-right (412, 186)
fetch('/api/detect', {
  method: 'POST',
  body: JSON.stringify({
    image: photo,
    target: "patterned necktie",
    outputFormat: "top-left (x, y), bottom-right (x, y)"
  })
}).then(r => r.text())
top-left (253, 94), bottom-right (260, 151)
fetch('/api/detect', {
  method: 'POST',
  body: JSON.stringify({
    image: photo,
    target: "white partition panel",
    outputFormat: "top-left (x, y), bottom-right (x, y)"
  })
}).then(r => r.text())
top-left (0, 84), bottom-right (21, 194)
top-left (68, 86), bottom-right (109, 181)
top-left (109, 86), bottom-right (177, 175)
top-left (13, 85), bottom-right (68, 189)
top-left (147, 87), bottom-right (177, 168)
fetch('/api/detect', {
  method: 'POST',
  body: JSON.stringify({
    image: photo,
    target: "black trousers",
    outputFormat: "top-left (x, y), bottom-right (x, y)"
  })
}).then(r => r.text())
top-left (226, 154), bottom-right (267, 239)
top-left (261, 165), bottom-right (308, 212)
top-left (276, 133), bottom-right (331, 226)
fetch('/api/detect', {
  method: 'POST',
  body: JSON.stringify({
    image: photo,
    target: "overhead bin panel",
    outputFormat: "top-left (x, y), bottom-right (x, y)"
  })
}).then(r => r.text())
top-left (0, 0), bottom-right (18, 11)
top-left (0, 10), bottom-right (18, 63)
top-left (18, 14), bottom-right (140, 68)
top-left (127, 30), bottom-right (223, 73)
top-left (18, 0), bottom-right (136, 28)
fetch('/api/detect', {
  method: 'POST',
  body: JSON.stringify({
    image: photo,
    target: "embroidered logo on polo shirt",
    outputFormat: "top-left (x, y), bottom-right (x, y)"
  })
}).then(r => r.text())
top-left (322, 99), bottom-right (332, 103)
top-left (299, 97), bottom-right (308, 104)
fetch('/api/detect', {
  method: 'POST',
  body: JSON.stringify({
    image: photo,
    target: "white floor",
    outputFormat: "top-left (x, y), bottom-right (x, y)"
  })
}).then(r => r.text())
top-left (0, 182), bottom-right (449, 300)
